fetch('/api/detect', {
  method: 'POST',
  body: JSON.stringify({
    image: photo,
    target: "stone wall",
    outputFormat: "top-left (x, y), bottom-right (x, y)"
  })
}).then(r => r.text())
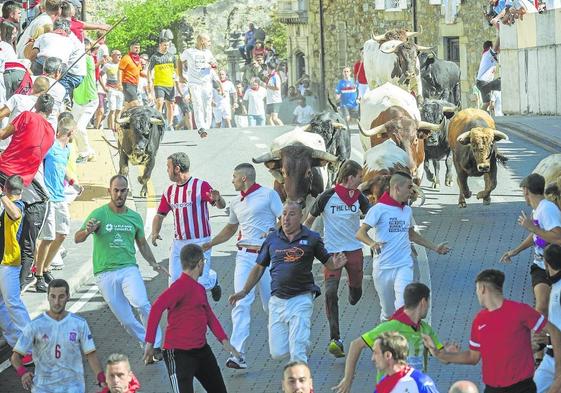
top-left (500, 9), bottom-right (561, 115)
top-left (298, 1), bottom-right (496, 107)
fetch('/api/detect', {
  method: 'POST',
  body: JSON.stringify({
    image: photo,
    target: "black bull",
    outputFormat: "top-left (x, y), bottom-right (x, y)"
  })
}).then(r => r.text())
top-left (116, 106), bottom-right (166, 197)
top-left (419, 52), bottom-right (461, 107)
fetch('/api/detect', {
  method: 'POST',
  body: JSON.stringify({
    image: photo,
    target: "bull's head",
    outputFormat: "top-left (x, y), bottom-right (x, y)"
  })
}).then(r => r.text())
top-left (117, 114), bottom-right (163, 160)
top-left (457, 128), bottom-right (508, 173)
top-left (253, 145), bottom-right (337, 206)
top-left (358, 115), bottom-right (439, 181)
top-left (419, 100), bottom-right (457, 147)
top-left (359, 164), bottom-right (425, 206)
top-left (380, 40), bottom-right (433, 83)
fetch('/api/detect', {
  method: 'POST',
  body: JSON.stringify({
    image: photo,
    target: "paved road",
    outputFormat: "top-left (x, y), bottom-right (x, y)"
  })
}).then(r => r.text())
top-left (0, 124), bottom-right (553, 393)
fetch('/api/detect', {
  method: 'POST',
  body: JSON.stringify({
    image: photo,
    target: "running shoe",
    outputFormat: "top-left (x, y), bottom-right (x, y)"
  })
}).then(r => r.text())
top-left (328, 339), bottom-right (345, 358)
top-left (211, 282), bottom-right (222, 302)
top-left (43, 271), bottom-right (55, 284)
top-left (21, 274), bottom-right (36, 293)
top-left (198, 128), bottom-right (208, 138)
top-left (22, 354), bottom-right (34, 366)
top-left (152, 348), bottom-right (163, 362)
top-left (226, 355), bottom-right (247, 369)
top-left (35, 277), bottom-right (48, 293)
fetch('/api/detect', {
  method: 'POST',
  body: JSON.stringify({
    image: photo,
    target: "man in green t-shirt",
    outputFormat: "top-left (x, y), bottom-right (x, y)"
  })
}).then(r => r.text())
top-left (333, 283), bottom-right (452, 393)
top-left (74, 175), bottom-right (167, 363)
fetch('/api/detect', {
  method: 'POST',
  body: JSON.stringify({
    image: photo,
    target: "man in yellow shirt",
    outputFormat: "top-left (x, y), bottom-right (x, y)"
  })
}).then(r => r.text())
top-left (0, 175), bottom-right (32, 355)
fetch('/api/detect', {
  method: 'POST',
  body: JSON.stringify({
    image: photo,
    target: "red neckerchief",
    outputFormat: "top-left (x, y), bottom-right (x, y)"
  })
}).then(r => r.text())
top-left (220, 78), bottom-right (227, 83)
top-left (375, 365), bottom-right (411, 393)
top-left (128, 52), bottom-right (141, 64)
top-left (335, 184), bottom-right (360, 207)
top-left (390, 306), bottom-right (420, 330)
top-left (241, 183), bottom-right (261, 201)
top-left (378, 192), bottom-right (405, 209)
top-left (99, 372), bottom-right (141, 393)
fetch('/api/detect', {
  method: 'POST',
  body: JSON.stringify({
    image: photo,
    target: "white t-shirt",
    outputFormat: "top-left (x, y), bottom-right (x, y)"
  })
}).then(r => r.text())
top-left (310, 188), bottom-right (370, 253)
top-left (67, 33), bottom-right (87, 76)
top-left (16, 13), bottom-right (53, 58)
top-left (214, 80), bottom-right (236, 108)
top-left (243, 87), bottom-right (267, 116)
top-left (0, 41), bottom-right (17, 68)
top-left (266, 72), bottom-right (282, 104)
top-left (97, 43), bottom-right (109, 62)
top-left (477, 50), bottom-right (497, 82)
top-left (180, 48), bottom-right (216, 85)
top-left (14, 312), bottom-right (96, 392)
top-left (363, 201), bottom-right (414, 269)
top-left (532, 199), bottom-right (561, 269)
top-left (229, 186), bottom-right (283, 247)
top-left (33, 33), bottom-right (73, 65)
top-left (293, 105), bottom-right (315, 124)
top-left (6, 94), bottom-right (38, 121)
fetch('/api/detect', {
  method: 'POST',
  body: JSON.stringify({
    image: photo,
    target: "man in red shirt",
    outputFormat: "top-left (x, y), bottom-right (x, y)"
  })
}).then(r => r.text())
top-left (423, 269), bottom-right (561, 393)
top-left (353, 47), bottom-right (369, 99)
top-left (0, 93), bottom-right (54, 186)
top-left (144, 244), bottom-right (239, 393)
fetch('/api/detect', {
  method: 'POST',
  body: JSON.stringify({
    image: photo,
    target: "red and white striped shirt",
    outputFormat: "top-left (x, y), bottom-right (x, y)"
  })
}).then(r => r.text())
top-left (158, 178), bottom-right (213, 240)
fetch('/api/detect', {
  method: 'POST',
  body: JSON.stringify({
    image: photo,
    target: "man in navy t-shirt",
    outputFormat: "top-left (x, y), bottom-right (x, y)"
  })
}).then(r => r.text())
top-left (229, 201), bottom-right (347, 362)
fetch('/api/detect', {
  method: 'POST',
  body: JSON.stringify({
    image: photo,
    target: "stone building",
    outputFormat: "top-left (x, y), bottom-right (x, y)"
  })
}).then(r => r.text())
top-left (280, 0), bottom-right (497, 107)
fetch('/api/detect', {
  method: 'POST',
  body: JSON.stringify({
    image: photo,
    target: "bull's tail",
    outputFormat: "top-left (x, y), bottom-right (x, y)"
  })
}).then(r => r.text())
top-left (101, 136), bottom-right (119, 150)
top-left (496, 151), bottom-right (508, 166)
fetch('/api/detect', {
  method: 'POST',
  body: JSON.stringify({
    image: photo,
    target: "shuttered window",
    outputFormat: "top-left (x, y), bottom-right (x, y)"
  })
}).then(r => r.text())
top-left (429, 0), bottom-right (441, 4)
top-left (384, 0), bottom-right (407, 10)
top-left (336, 21), bottom-right (348, 68)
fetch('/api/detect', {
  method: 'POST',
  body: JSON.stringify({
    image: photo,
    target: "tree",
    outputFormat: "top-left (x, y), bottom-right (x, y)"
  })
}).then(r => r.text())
top-left (103, 0), bottom-right (214, 52)
top-left (264, 14), bottom-right (288, 60)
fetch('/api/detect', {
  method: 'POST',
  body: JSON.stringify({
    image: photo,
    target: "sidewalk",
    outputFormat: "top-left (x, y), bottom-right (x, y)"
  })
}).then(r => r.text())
top-left (0, 130), bottom-right (117, 361)
top-left (496, 115), bottom-right (561, 151)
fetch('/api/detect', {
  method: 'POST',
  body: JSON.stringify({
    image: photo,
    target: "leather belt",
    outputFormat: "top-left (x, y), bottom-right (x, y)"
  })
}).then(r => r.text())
top-left (237, 246), bottom-right (260, 254)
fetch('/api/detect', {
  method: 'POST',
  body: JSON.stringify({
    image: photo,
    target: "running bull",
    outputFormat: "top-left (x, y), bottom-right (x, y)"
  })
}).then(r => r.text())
top-left (252, 127), bottom-right (338, 214)
top-left (533, 154), bottom-right (561, 210)
top-left (418, 52), bottom-right (461, 106)
top-left (115, 106), bottom-right (166, 197)
top-left (448, 108), bottom-right (508, 208)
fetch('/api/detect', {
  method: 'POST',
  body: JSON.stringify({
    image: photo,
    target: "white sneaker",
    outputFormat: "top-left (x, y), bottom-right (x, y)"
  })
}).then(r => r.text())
top-left (226, 355), bottom-right (247, 369)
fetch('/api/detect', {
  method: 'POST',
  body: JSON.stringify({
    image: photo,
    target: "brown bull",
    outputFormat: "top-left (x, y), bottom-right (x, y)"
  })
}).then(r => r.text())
top-left (448, 108), bottom-right (508, 208)
top-left (359, 105), bottom-right (439, 184)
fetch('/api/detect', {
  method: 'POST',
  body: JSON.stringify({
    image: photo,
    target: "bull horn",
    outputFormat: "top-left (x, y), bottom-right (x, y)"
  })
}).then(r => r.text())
top-left (358, 121), bottom-right (386, 137)
top-left (311, 149), bottom-right (338, 163)
top-left (380, 40), bottom-right (403, 54)
top-left (150, 117), bottom-right (164, 125)
top-left (416, 45), bottom-right (433, 52)
top-left (412, 184), bottom-right (426, 206)
top-left (456, 131), bottom-right (471, 144)
top-left (302, 124), bottom-right (312, 132)
top-left (332, 122), bottom-right (347, 129)
top-left (252, 151), bottom-right (280, 164)
top-left (418, 121), bottom-right (441, 131)
top-left (373, 33), bottom-right (386, 41)
top-left (493, 130), bottom-right (509, 141)
top-left (405, 31), bottom-right (420, 38)
top-left (442, 106), bottom-right (457, 113)
top-left (116, 116), bottom-right (130, 124)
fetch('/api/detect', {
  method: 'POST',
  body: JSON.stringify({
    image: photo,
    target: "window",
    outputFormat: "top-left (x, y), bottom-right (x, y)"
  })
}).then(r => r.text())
top-left (444, 37), bottom-right (460, 65)
top-left (375, 0), bottom-right (407, 10)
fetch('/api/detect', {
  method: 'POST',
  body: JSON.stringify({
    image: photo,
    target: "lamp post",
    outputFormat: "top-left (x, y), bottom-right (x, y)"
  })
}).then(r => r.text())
top-left (319, 0), bottom-right (326, 109)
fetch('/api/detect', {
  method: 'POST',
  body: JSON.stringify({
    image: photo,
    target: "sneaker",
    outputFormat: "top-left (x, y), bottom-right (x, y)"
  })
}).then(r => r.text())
top-left (152, 348), bottom-right (163, 362)
top-left (328, 339), bottom-right (345, 358)
top-left (226, 355), bottom-right (247, 369)
top-left (35, 277), bottom-right (48, 293)
top-left (21, 274), bottom-right (36, 293)
top-left (198, 128), bottom-right (208, 138)
top-left (210, 282), bottom-right (222, 302)
top-left (43, 271), bottom-right (55, 284)
top-left (59, 247), bottom-right (67, 259)
top-left (22, 354), bottom-right (34, 366)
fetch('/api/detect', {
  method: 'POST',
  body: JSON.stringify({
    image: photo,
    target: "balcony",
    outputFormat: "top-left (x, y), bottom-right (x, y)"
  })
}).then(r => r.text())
top-left (277, 0), bottom-right (308, 24)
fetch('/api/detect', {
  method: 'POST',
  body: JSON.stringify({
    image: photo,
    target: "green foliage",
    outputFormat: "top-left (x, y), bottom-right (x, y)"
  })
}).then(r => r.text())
top-left (264, 14), bottom-right (288, 60)
top-left (103, 0), bottom-right (214, 53)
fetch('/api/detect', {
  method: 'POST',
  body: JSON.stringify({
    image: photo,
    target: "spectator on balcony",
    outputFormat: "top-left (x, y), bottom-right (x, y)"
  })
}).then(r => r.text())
top-left (239, 22), bottom-right (256, 64)
top-left (353, 47), bottom-right (369, 99)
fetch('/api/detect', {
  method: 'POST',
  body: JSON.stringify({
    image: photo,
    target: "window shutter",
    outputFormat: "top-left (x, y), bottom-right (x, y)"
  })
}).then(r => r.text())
top-left (429, 0), bottom-right (441, 4)
top-left (375, 0), bottom-right (385, 10)
top-left (398, 0), bottom-right (407, 9)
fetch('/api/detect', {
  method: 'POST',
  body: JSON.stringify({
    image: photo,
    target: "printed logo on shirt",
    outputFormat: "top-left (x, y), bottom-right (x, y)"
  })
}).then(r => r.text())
top-left (106, 224), bottom-right (113, 232)
top-left (299, 240), bottom-right (308, 245)
top-left (330, 204), bottom-right (358, 214)
top-left (41, 334), bottom-right (49, 341)
top-left (478, 324), bottom-right (487, 330)
top-left (69, 332), bottom-right (77, 342)
top-left (170, 202), bottom-right (193, 209)
top-left (388, 217), bottom-right (408, 232)
top-left (275, 247), bottom-right (305, 262)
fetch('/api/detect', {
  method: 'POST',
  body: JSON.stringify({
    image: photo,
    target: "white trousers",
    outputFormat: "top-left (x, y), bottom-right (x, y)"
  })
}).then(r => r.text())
top-left (358, 83), bottom-right (369, 98)
top-left (0, 265), bottom-right (31, 347)
top-left (170, 238), bottom-right (217, 290)
top-left (535, 353), bottom-right (554, 393)
top-left (230, 250), bottom-right (270, 354)
top-left (268, 292), bottom-right (313, 362)
top-left (373, 264), bottom-right (414, 321)
top-left (71, 97), bottom-right (99, 156)
top-left (95, 265), bottom-right (162, 348)
top-left (188, 83), bottom-right (213, 130)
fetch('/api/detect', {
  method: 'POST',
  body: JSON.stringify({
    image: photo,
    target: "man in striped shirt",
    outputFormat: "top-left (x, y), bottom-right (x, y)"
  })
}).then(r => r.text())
top-left (151, 152), bottom-right (225, 301)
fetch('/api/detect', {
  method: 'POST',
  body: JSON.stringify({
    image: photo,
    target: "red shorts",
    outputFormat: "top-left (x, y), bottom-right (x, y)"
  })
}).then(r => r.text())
top-left (324, 249), bottom-right (363, 288)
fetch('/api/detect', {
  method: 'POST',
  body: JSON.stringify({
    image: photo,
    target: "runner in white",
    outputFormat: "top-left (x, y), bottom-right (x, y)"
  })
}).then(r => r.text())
top-left (151, 152), bottom-right (225, 301)
top-left (356, 172), bottom-right (450, 321)
top-left (203, 163), bottom-right (282, 369)
top-left (11, 279), bottom-right (106, 393)
top-left (212, 69), bottom-right (236, 128)
top-left (179, 33), bottom-right (218, 137)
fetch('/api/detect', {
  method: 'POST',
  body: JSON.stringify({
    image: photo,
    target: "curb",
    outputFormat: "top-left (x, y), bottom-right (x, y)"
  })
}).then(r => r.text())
top-left (496, 120), bottom-right (561, 153)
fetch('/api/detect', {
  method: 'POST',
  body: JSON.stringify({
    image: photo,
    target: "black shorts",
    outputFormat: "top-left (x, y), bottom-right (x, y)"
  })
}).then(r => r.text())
top-left (476, 78), bottom-right (501, 103)
top-left (155, 86), bottom-right (175, 101)
top-left (266, 103), bottom-right (281, 114)
top-left (485, 377), bottom-right (536, 393)
top-left (530, 264), bottom-right (551, 288)
top-left (340, 105), bottom-right (359, 119)
top-left (122, 82), bottom-right (139, 102)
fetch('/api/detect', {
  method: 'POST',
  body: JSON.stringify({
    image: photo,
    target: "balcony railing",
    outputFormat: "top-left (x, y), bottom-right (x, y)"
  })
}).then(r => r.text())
top-left (277, 0), bottom-right (308, 24)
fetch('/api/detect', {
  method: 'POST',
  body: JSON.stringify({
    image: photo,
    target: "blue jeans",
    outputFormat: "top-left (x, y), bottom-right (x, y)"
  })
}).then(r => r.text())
top-left (248, 114), bottom-right (265, 126)
top-left (59, 73), bottom-right (84, 99)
